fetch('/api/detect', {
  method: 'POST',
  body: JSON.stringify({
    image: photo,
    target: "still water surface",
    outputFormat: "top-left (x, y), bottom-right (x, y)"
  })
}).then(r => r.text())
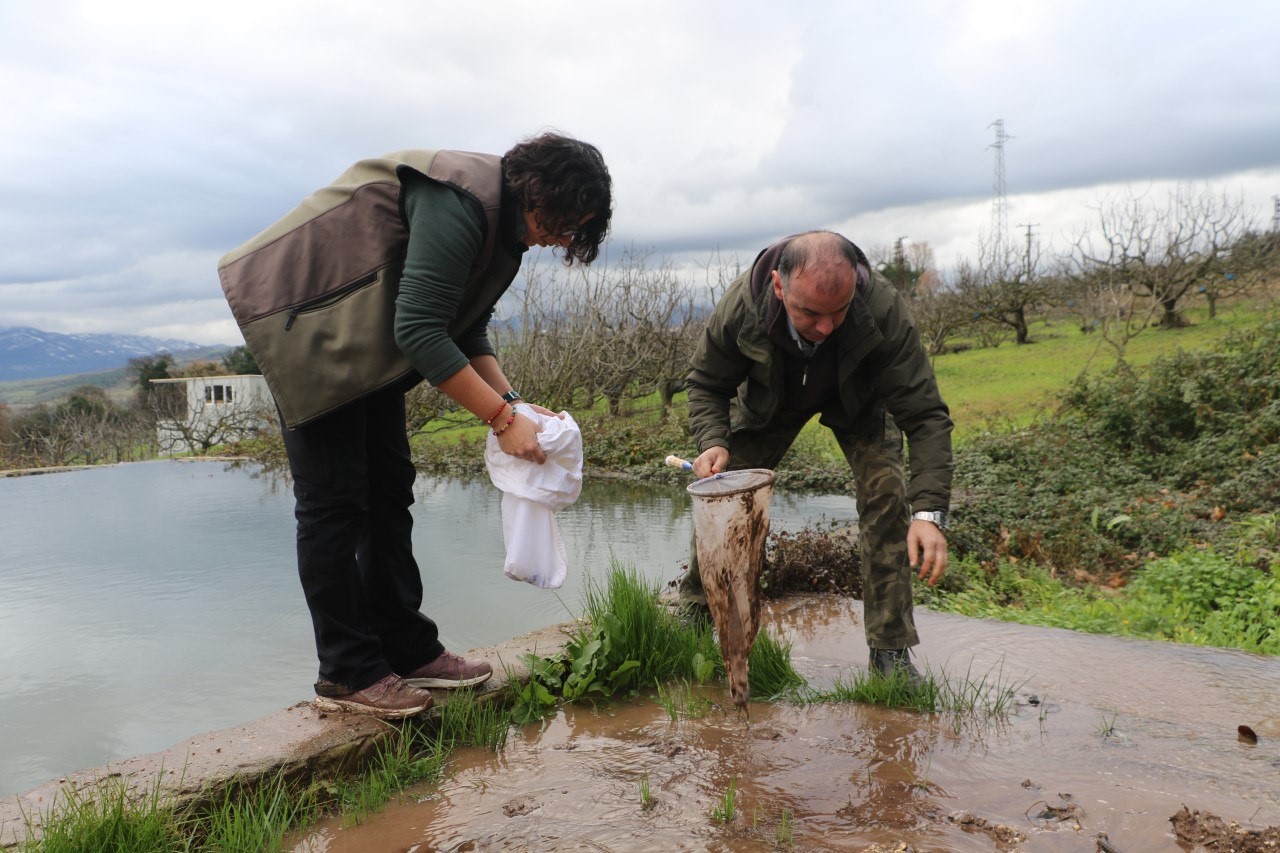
top-left (0, 460), bottom-right (856, 799)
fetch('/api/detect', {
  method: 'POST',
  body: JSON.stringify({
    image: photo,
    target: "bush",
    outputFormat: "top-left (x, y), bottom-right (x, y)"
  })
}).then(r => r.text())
top-left (921, 547), bottom-right (1279, 655)
top-left (947, 314), bottom-right (1280, 579)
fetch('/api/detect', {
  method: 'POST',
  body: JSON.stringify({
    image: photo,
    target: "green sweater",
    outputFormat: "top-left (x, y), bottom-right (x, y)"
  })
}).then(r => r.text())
top-left (394, 173), bottom-right (527, 386)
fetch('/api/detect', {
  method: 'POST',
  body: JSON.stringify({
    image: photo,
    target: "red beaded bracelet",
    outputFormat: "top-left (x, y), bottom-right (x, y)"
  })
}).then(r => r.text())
top-left (484, 401), bottom-right (507, 425)
top-left (492, 412), bottom-right (516, 436)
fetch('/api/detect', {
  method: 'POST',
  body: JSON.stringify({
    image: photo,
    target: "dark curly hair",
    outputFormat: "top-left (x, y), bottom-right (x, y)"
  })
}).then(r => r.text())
top-left (502, 131), bottom-right (613, 265)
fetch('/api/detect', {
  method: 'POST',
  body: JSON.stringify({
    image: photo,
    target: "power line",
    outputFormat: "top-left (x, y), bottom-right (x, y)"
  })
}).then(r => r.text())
top-left (988, 119), bottom-right (1012, 261)
top-left (1016, 222), bottom-right (1039, 280)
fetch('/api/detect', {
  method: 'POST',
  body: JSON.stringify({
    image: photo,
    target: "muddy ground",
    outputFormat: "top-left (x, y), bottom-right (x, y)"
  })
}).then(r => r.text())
top-left (288, 597), bottom-right (1280, 851)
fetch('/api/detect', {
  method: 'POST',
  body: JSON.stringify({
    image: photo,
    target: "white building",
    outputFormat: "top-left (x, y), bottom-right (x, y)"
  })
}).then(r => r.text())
top-left (150, 374), bottom-right (274, 455)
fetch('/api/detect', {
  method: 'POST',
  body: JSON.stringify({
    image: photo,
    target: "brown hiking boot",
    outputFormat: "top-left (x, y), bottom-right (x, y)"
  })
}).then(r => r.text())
top-left (400, 650), bottom-right (492, 689)
top-left (312, 673), bottom-right (433, 719)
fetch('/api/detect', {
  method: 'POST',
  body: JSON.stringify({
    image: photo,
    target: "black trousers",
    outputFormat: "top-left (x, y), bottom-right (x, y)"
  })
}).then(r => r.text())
top-left (280, 386), bottom-right (443, 693)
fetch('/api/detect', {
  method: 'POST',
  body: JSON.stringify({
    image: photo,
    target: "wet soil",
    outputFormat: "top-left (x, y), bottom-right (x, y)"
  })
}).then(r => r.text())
top-left (292, 597), bottom-right (1280, 851)
top-left (1170, 805), bottom-right (1280, 850)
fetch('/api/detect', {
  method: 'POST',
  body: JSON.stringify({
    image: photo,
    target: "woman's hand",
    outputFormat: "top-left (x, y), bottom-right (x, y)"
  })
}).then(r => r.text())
top-left (496, 411), bottom-right (545, 463)
top-left (524, 402), bottom-right (564, 419)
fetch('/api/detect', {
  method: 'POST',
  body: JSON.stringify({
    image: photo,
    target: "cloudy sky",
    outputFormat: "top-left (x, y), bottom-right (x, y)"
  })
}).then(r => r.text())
top-left (2, 0), bottom-right (1277, 346)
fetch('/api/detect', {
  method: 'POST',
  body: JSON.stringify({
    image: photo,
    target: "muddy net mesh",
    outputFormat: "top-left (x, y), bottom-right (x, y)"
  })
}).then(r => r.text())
top-left (685, 468), bottom-right (776, 498)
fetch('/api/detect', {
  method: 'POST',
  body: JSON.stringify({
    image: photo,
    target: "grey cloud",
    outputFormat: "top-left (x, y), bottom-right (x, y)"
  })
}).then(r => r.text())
top-left (1, 0), bottom-right (1277, 343)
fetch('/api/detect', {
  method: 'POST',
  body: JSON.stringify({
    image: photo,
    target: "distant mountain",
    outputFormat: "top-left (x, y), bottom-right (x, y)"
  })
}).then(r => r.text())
top-left (0, 326), bottom-right (210, 382)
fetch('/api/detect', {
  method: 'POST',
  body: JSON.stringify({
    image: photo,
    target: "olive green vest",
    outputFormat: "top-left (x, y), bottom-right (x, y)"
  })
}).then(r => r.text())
top-left (218, 150), bottom-right (516, 428)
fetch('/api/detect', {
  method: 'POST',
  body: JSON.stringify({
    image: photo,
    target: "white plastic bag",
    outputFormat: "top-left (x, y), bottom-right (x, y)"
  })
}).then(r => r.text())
top-left (484, 406), bottom-right (583, 588)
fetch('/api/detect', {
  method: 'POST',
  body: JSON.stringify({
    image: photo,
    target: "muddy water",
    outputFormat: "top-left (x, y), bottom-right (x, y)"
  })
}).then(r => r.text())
top-left (293, 598), bottom-right (1280, 851)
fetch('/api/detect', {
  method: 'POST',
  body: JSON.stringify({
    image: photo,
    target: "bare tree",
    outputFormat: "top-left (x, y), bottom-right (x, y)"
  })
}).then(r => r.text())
top-left (954, 234), bottom-right (1053, 345)
top-left (1075, 185), bottom-right (1255, 330)
top-left (912, 270), bottom-right (973, 357)
top-left (1059, 246), bottom-right (1162, 368)
top-left (152, 383), bottom-right (274, 456)
top-left (1200, 229), bottom-right (1277, 318)
top-left (489, 248), bottom-right (704, 417)
top-left (493, 259), bottom-right (608, 412)
top-left (0, 388), bottom-right (154, 468)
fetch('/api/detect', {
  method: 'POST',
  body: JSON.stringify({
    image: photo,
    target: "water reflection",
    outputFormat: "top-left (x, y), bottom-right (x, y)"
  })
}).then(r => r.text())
top-left (0, 461), bottom-right (856, 800)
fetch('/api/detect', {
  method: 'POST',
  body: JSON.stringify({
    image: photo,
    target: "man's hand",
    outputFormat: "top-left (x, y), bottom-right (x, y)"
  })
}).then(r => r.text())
top-left (692, 447), bottom-right (729, 478)
top-left (907, 519), bottom-right (948, 586)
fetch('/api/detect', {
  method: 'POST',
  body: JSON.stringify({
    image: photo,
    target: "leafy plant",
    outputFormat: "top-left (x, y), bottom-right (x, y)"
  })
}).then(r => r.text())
top-left (561, 620), bottom-right (642, 701)
top-left (947, 314), bottom-right (1280, 580)
top-left (690, 652), bottom-right (716, 684)
top-left (924, 542), bottom-right (1280, 655)
top-left (508, 653), bottom-right (563, 724)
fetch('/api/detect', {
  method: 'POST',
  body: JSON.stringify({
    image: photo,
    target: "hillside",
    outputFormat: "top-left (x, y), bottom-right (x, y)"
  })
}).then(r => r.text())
top-left (0, 326), bottom-right (216, 383)
top-left (0, 335), bottom-right (230, 404)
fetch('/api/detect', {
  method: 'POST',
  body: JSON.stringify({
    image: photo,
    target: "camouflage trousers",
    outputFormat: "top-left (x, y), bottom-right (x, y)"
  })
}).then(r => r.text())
top-left (685, 410), bottom-right (918, 649)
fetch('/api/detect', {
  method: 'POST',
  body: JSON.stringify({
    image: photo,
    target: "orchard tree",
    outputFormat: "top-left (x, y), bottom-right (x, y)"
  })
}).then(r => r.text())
top-left (1200, 229), bottom-right (1278, 318)
top-left (953, 234), bottom-right (1053, 346)
top-left (1073, 185), bottom-right (1255, 330)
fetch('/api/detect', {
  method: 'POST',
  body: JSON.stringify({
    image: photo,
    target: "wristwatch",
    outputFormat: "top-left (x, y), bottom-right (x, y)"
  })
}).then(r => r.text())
top-left (911, 510), bottom-right (948, 530)
top-left (501, 390), bottom-right (522, 403)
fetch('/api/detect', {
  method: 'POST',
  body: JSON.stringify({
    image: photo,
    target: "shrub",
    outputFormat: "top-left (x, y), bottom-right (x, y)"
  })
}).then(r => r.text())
top-left (947, 314), bottom-right (1280, 579)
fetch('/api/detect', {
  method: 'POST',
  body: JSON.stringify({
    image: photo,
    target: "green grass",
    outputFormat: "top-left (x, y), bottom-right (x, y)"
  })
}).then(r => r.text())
top-left (195, 773), bottom-right (319, 852)
top-left (17, 775), bottom-right (187, 853)
top-left (432, 687), bottom-right (511, 752)
top-left (655, 679), bottom-right (713, 721)
top-left (638, 771), bottom-right (655, 810)
top-left (774, 806), bottom-right (795, 848)
top-left (19, 727), bottom-right (451, 851)
top-left (921, 540), bottom-right (1280, 656)
top-left (934, 303), bottom-right (1264, 441)
top-left (804, 656), bottom-right (1022, 717)
top-left (747, 630), bottom-right (807, 700)
top-left (328, 729), bottom-right (448, 828)
top-left (709, 779), bottom-right (737, 823)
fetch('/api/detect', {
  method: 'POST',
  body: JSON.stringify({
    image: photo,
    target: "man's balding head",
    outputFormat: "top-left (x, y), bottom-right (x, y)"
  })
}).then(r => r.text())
top-left (776, 231), bottom-right (861, 295)
top-left (770, 231), bottom-right (863, 344)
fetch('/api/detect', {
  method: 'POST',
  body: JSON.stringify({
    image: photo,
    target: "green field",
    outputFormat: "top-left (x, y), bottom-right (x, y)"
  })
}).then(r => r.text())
top-left (932, 301), bottom-right (1267, 440)
top-left (0, 368), bottom-right (133, 408)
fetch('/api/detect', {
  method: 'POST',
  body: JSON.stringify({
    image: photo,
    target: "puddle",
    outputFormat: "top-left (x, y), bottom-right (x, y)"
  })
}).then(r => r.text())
top-left (291, 597), bottom-right (1280, 851)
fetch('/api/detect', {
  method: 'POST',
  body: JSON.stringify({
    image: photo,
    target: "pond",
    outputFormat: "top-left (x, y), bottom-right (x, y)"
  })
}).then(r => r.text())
top-left (0, 460), bottom-right (856, 800)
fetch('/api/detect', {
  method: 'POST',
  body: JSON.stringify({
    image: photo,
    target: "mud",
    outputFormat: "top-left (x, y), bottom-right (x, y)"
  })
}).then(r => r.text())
top-left (291, 597), bottom-right (1280, 851)
top-left (1170, 805), bottom-right (1280, 850)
